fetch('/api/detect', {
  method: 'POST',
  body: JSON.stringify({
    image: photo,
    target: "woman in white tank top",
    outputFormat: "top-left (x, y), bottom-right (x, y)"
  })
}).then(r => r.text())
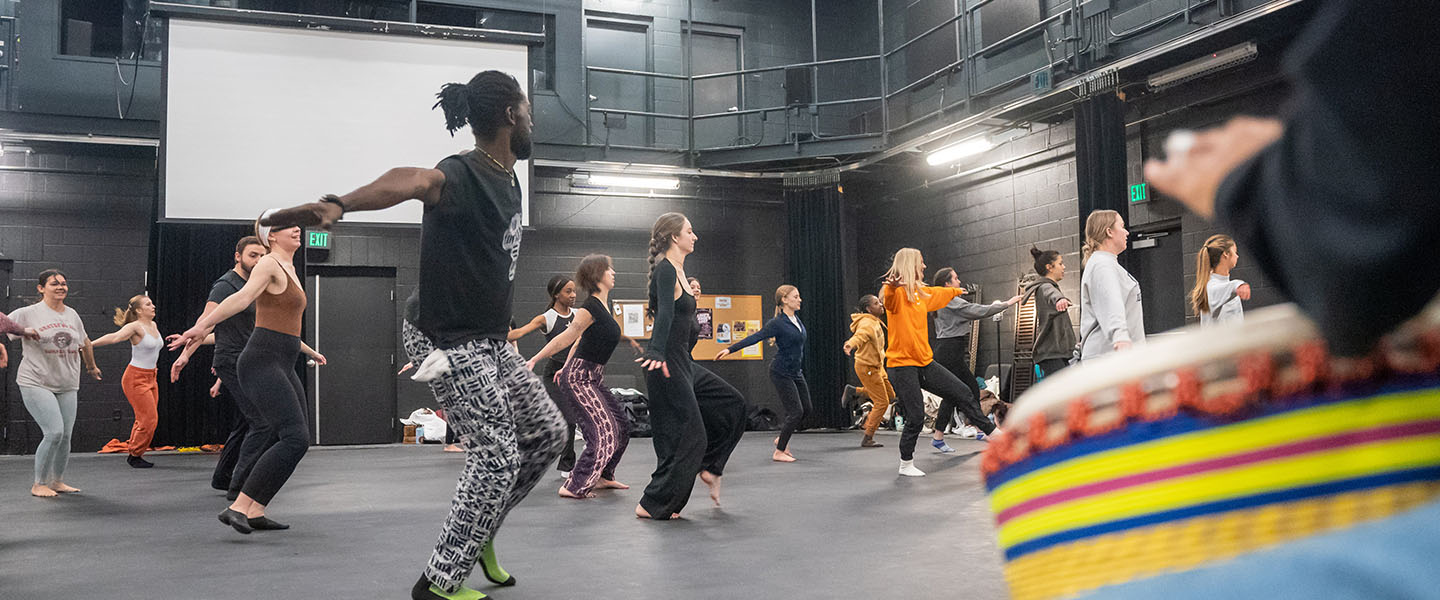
top-left (91, 295), bottom-right (168, 469)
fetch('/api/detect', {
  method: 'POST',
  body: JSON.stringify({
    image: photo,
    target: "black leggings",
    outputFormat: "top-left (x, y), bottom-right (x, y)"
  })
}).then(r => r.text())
top-left (236, 327), bottom-right (309, 506)
top-left (887, 361), bottom-right (992, 461)
top-left (770, 371), bottom-right (812, 452)
top-left (213, 360), bottom-right (276, 495)
top-left (693, 364), bottom-right (747, 476)
top-left (933, 337), bottom-right (982, 432)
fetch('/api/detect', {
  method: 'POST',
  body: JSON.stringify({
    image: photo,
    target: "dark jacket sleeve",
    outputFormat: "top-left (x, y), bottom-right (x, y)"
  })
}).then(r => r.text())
top-left (644, 261), bottom-right (678, 361)
top-left (726, 317), bottom-right (778, 353)
top-left (1215, 0), bottom-right (1440, 356)
top-left (1035, 283), bottom-right (1066, 315)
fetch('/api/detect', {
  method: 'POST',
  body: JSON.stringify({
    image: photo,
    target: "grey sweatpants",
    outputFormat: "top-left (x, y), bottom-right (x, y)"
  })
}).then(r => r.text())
top-left (20, 386), bottom-right (77, 485)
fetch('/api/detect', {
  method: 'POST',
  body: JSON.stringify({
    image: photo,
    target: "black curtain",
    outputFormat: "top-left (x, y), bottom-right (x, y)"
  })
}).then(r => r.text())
top-left (1074, 93), bottom-right (1130, 238)
top-left (784, 176), bottom-right (850, 429)
top-left (151, 222), bottom-right (250, 447)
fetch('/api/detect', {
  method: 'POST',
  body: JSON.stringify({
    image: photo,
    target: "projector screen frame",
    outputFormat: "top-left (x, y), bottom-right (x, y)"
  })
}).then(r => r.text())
top-left (153, 2), bottom-right (544, 226)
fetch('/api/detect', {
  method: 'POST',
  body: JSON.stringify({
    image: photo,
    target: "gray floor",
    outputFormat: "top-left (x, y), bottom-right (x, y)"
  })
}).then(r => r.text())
top-left (0, 431), bottom-right (1008, 600)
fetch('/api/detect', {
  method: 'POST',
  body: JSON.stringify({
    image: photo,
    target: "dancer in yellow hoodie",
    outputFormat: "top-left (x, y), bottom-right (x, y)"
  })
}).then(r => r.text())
top-left (843, 294), bottom-right (893, 448)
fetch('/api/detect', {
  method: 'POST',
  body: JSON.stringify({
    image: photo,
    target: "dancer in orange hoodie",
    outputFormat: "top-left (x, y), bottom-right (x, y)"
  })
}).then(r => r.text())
top-left (843, 294), bottom-right (893, 448)
top-left (881, 248), bottom-right (994, 477)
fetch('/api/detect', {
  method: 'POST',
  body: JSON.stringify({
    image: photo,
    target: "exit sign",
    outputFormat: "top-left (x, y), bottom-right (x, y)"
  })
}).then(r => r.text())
top-left (307, 230), bottom-right (332, 249)
top-left (1129, 183), bottom-right (1148, 203)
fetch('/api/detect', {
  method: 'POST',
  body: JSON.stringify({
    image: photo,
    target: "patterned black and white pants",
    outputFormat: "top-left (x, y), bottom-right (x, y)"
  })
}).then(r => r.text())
top-left (403, 321), bottom-right (567, 593)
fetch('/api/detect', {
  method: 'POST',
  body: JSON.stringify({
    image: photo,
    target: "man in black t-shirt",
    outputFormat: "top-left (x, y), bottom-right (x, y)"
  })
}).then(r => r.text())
top-left (173, 236), bottom-right (265, 497)
top-left (262, 71), bottom-right (565, 600)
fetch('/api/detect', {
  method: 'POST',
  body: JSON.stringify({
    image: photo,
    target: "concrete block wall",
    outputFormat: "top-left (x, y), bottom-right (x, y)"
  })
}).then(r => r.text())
top-left (856, 121), bottom-right (1079, 373)
top-left (0, 145), bottom-right (156, 453)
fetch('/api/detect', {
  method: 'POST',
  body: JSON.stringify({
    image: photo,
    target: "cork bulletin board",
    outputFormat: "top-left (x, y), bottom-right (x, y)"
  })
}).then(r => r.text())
top-left (691, 294), bottom-right (765, 362)
top-left (611, 294), bottom-right (765, 361)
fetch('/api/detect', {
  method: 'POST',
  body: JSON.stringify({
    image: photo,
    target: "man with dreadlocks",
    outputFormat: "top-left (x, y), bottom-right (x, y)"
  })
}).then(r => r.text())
top-left (260, 70), bottom-right (565, 600)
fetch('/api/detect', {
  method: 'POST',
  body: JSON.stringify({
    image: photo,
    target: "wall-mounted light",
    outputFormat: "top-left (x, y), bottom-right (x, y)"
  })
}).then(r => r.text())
top-left (581, 173), bottom-right (682, 190)
top-left (925, 137), bottom-right (993, 166)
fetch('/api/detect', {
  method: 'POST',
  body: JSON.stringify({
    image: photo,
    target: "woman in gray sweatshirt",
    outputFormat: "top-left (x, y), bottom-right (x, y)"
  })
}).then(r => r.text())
top-left (930, 267), bottom-right (1020, 449)
top-left (1079, 210), bottom-right (1145, 360)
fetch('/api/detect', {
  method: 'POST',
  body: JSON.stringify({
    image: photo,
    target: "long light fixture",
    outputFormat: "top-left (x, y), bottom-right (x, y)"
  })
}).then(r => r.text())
top-left (926, 137), bottom-right (994, 166)
top-left (583, 173), bottom-right (682, 190)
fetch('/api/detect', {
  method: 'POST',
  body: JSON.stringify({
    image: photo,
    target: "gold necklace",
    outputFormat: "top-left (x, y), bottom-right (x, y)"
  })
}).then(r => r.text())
top-left (474, 146), bottom-right (514, 176)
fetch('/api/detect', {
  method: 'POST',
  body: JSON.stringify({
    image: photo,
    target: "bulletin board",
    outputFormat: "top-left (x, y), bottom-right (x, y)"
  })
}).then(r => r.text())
top-left (691, 294), bottom-right (765, 362)
top-left (610, 294), bottom-right (765, 362)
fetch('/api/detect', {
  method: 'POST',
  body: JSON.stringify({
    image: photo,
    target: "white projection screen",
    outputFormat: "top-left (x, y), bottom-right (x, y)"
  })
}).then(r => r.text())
top-left (164, 18), bottom-right (531, 224)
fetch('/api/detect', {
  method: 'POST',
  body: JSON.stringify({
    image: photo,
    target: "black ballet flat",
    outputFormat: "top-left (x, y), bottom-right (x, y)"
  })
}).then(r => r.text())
top-left (482, 570), bottom-right (516, 587)
top-left (247, 516), bottom-right (290, 531)
top-left (218, 508), bottom-right (253, 534)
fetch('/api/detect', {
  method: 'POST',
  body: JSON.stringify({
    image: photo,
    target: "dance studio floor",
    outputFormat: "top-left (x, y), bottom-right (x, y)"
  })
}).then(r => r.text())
top-left (1, 431), bottom-right (1008, 600)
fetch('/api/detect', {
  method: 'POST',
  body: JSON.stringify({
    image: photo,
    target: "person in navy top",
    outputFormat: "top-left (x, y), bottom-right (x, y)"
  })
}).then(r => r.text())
top-left (716, 285), bottom-right (809, 463)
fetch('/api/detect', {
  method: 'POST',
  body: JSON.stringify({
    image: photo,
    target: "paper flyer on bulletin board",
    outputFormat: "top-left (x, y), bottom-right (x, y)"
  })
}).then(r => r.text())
top-left (689, 295), bottom-right (765, 361)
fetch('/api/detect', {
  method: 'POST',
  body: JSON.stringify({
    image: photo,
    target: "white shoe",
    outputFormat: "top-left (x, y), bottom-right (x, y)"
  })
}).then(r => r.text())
top-left (559, 471), bottom-right (571, 479)
top-left (959, 425), bottom-right (979, 439)
top-left (410, 349), bottom-right (452, 382)
top-left (898, 460), bottom-right (926, 477)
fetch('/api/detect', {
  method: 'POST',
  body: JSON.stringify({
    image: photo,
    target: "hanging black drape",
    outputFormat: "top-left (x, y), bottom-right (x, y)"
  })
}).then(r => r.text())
top-left (150, 222), bottom-right (251, 447)
top-left (784, 174), bottom-right (849, 430)
top-left (1074, 93), bottom-right (1129, 237)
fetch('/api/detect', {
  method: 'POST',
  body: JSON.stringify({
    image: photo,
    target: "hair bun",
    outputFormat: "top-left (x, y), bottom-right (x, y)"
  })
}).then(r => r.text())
top-left (1029, 246), bottom-right (1042, 259)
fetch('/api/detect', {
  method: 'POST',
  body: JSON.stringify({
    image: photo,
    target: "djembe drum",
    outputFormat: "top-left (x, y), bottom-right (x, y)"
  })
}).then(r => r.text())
top-left (982, 302), bottom-right (1440, 600)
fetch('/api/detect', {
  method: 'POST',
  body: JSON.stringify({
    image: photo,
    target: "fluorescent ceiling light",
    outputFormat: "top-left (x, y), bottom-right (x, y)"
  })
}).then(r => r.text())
top-left (584, 174), bottom-right (681, 189)
top-left (926, 138), bottom-right (993, 166)
top-left (1147, 41), bottom-right (1258, 91)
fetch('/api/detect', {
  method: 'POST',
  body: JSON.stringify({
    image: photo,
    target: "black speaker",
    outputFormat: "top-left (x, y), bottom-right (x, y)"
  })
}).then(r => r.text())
top-left (785, 67), bottom-right (813, 106)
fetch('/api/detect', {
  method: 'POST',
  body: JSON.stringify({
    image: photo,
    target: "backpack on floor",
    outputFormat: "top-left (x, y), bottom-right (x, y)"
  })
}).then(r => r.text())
top-left (612, 388), bottom-right (652, 438)
top-left (747, 407), bottom-right (780, 431)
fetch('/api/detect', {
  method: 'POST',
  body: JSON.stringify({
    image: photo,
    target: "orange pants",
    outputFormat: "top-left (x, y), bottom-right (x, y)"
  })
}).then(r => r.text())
top-left (122, 366), bottom-right (159, 457)
top-left (855, 362), bottom-right (895, 436)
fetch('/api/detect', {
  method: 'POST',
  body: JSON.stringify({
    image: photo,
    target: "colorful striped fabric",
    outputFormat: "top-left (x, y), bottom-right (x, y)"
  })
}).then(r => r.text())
top-left (985, 378), bottom-right (1440, 600)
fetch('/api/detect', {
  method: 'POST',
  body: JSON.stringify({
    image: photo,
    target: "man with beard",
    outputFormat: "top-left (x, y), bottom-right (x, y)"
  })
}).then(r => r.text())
top-left (172, 236), bottom-right (267, 499)
top-left (259, 70), bottom-right (565, 600)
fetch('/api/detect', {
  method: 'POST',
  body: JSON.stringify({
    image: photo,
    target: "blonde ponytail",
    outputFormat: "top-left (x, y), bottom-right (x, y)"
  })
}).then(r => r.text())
top-left (113, 294), bottom-right (146, 327)
top-left (1189, 234), bottom-right (1235, 316)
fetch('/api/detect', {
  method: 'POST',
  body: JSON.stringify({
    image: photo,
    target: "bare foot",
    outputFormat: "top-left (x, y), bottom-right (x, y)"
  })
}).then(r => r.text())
top-left (699, 471), bottom-right (721, 506)
top-left (443, 444), bottom-right (463, 453)
top-left (772, 450), bottom-right (797, 463)
top-left (558, 487), bottom-right (594, 499)
top-left (597, 479), bottom-right (630, 490)
top-left (48, 482), bottom-right (81, 494)
top-left (635, 504), bottom-right (652, 519)
top-left (31, 484), bottom-right (58, 498)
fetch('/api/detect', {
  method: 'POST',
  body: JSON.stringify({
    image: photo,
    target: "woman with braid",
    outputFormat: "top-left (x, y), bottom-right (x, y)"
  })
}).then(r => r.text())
top-left (254, 70), bottom-right (564, 600)
top-left (635, 212), bottom-right (704, 519)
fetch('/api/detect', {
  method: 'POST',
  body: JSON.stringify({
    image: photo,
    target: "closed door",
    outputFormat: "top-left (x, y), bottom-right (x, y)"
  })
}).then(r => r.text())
top-left (1126, 228), bottom-right (1186, 335)
top-left (306, 271), bottom-right (397, 445)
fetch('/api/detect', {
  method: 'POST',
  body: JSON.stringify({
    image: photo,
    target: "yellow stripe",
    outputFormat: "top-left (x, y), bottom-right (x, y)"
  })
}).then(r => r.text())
top-left (1003, 482), bottom-right (1440, 600)
top-left (991, 388), bottom-right (1440, 512)
top-left (998, 432), bottom-right (1440, 548)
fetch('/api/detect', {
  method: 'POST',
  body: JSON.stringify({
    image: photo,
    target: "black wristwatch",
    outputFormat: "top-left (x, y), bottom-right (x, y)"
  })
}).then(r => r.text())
top-left (319, 194), bottom-right (346, 215)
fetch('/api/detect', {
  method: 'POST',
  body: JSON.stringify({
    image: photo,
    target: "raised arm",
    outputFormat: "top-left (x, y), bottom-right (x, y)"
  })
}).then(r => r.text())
top-left (90, 322), bottom-right (141, 348)
top-left (843, 325), bottom-right (872, 356)
top-left (170, 259), bottom-right (280, 351)
top-left (0, 311), bottom-right (25, 337)
top-left (508, 314), bottom-right (547, 341)
top-left (261, 167), bottom-right (447, 230)
top-left (720, 318), bottom-right (777, 358)
top-left (528, 311), bottom-right (593, 369)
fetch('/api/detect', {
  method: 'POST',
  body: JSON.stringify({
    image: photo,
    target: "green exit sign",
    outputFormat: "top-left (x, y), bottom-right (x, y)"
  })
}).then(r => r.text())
top-left (307, 230), bottom-right (332, 249)
top-left (1129, 183), bottom-right (1149, 203)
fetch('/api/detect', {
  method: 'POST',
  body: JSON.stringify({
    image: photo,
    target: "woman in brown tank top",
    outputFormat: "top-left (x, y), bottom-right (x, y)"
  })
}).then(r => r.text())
top-left (171, 213), bottom-right (316, 534)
